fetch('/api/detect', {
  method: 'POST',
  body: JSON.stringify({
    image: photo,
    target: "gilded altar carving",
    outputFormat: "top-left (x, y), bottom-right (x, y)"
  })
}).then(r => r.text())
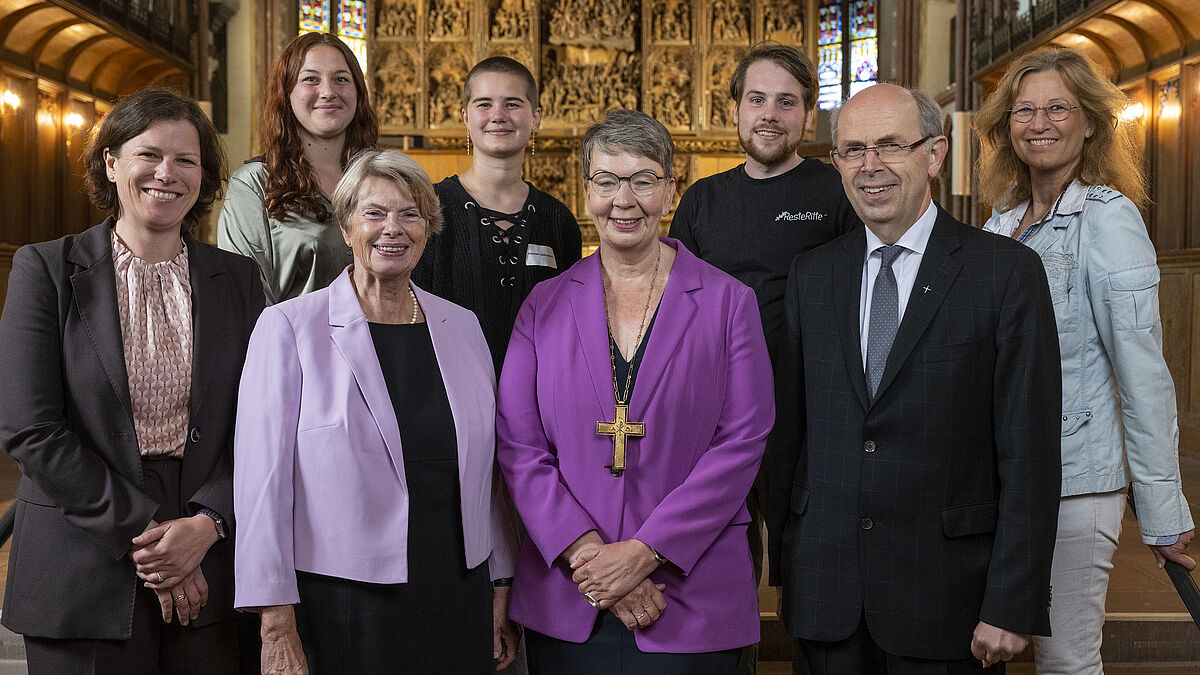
top-left (373, 43), bottom-right (419, 128)
top-left (429, 0), bottom-right (470, 39)
top-left (526, 151), bottom-right (579, 214)
top-left (375, 0), bottom-right (417, 37)
top-left (545, 0), bottom-right (638, 49)
top-left (707, 46), bottom-right (745, 128)
top-left (428, 44), bottom-right (473, 127)
top-left (762, 0), bottom-right (804, 37)
top-left (489, 0), bottom-right (531, 39)
top-left (710, 0), bottom-right (749, 42)
top-left (647, 48), bottom-right (692, 129)
top-left (651, 0), bottom-right (691, 42)
top-left (540, 46), bottom-right (640, 127)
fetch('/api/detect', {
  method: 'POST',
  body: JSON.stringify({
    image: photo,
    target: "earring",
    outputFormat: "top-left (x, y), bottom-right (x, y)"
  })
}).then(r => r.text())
top-left (530, 130), bottom-right (536, 157)
top-left (466, 131), bottom-right (472, 156)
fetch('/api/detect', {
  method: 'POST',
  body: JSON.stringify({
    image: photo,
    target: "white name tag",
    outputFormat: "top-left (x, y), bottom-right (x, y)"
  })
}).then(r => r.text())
top-left (526, 244), bottom-right (558, 269)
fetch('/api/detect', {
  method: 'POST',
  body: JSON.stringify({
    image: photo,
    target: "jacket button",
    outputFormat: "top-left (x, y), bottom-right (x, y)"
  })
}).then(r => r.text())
top-left (864, 440), bottom-right (876, 453)
top-left (189, 427), bottom-right (201, 443)
top-left (860, 517), bottom-right (874, 530)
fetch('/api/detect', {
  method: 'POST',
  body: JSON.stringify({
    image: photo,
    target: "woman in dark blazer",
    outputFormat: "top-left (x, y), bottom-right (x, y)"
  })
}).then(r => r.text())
top-left (0, 89), bottom-right (264, 673)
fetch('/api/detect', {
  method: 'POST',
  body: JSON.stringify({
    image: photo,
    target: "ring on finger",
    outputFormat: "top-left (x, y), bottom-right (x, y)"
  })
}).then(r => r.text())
top-left (584, 592), bottom-right (599, 608)
top-left (634, 612), bottom-right (645, 621)
top-left (155, 571), bottom-right (164, 583)
top-left (174, 594), bottom-right (187, 604)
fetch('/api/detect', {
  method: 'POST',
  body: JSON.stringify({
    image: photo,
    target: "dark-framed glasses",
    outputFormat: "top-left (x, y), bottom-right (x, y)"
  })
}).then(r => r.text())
top-left (1009, 103), bottom-right (1080, 123)
top-left (586, 170), bottom-right (667, 198)
top-left (831, 135), bottom-right (934, 164)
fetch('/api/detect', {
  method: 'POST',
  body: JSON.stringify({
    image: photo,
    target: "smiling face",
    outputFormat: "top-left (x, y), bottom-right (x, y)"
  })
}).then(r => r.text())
top-left (105, 118), bottom-right (202, 237)
top-left (831, 84), bottom-right (946, 240)
top-left (289, 44), bottom-right (358, 143)
top-left (735, 60), bottom-right (812, 178)
top-left (343, 175), bottom-right (429, 284)
top-left (1009, 69), bottom-right (1093, 189)
top-left (586, 150), bottom-right (675, 254)
top-left (462, 71), bottom-right (540, 159)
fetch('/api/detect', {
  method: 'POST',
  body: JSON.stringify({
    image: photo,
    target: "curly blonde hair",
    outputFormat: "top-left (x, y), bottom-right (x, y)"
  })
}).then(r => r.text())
top-left (973, 47), bottom-right (1146, 212)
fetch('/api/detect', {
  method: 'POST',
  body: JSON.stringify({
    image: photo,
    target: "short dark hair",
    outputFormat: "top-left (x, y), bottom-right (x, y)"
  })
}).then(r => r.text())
top-left (84, 89), bottom-right (225, 231)
top-left (729, 42), bottom-right (818, 114)
top-left (581, 109), bottom-right (674, 179)
top-left (462, 56), bottom-right (539, 108)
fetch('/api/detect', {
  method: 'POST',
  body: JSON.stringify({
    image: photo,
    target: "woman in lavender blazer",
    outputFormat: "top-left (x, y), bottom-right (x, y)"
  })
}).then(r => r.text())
top-left (233, 149), bottom-right (518, 673)
top-left (497, 110), bottom-right (775, 673)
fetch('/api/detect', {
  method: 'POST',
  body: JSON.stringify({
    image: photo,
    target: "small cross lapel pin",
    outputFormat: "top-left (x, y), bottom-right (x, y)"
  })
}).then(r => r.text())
top-left (922, 285), bottom-right (931, 294)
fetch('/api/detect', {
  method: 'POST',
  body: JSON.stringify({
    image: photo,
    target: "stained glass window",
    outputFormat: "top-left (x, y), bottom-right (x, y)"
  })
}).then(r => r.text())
top-left (298, 0), bottom-right (367, 74)
top-left (299, 0), bottom-right (329, 33)
top-left (816, 0), bottom-right (878, 110)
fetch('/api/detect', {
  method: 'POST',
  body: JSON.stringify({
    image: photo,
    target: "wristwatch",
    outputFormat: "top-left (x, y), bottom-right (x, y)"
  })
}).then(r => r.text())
top-left (197, 508), bottom-right (226, 540)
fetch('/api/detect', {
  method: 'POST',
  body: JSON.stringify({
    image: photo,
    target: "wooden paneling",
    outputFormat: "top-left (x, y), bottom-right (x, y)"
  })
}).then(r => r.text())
top-left (1158, 251), bottom-right (1200, 454)
top-left (1151, 73), bottom-right (1185, 250)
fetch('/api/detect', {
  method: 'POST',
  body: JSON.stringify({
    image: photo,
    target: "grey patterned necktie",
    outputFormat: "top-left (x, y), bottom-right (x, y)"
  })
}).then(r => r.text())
top-left (866, 245), bottom-right (904, 398)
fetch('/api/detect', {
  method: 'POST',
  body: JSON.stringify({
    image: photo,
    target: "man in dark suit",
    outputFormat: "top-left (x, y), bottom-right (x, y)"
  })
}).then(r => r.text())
top-left (768, 83), bottom-right (1062, 672)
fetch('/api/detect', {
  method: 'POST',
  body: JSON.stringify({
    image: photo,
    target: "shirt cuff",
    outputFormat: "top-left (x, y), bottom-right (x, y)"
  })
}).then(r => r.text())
top-left (1144, 534), bottom-right (1180, 546)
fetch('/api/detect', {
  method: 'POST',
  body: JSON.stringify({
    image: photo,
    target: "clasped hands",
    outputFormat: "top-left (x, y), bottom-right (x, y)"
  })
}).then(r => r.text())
top-left (566, 532), bottom-right (666, 631)
top-left (129, 515), bottom-right (220, 626)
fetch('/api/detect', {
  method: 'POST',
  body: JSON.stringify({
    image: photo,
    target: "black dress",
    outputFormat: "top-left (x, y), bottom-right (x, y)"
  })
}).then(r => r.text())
top-left (293, 322), bottom-right (492, 673)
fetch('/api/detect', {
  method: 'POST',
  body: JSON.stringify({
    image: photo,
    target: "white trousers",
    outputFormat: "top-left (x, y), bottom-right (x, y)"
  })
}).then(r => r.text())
top-left (1033, 490), bottom-right (1126, 675)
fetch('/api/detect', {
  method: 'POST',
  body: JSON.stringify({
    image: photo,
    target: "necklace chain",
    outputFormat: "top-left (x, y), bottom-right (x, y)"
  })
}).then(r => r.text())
top-left (603, 244), bottom-right (661, 405)
top-left (408, 284), bottom-right (419, 324)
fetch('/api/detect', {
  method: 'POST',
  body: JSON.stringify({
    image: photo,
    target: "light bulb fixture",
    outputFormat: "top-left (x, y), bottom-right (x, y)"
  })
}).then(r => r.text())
top-left (65, 112), bottom-right (84, 128)
top-left (1, 89), bottom-right (19, 115)
top-left (1158, 78), bottom-right (1181, 120)
top-left (1118, 101), bottom-right (1144, 124)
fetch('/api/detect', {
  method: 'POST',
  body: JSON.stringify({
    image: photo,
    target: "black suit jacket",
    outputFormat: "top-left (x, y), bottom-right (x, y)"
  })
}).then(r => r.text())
top-left (0, 220), bottom-right (263, 639)
top-left (767, 206), bottom-right (1061, 661)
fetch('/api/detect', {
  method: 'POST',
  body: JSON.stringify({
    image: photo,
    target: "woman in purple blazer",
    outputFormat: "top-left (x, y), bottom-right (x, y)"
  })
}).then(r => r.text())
top-left (496, 109), bottom-right (775, 673)
top-left (233, 149), bottom-right (519, 673)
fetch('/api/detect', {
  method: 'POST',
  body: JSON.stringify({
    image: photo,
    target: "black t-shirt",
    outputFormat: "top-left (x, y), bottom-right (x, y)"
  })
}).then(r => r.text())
top-left (669, 157), bottom-right (859, 364)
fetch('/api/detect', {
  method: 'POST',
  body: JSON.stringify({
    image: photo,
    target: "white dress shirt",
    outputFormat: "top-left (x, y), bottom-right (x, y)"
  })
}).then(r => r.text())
top-left (859, 201), bottom-right (938, 368)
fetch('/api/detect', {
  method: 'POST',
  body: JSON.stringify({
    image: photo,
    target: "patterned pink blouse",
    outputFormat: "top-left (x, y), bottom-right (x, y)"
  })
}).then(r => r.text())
top-left (111, 231), bottom-right (193, 458)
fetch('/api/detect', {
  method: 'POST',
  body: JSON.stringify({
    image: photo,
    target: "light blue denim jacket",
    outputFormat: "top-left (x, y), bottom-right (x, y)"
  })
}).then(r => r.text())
top-left (985, 181), bottom-right (1193, 540)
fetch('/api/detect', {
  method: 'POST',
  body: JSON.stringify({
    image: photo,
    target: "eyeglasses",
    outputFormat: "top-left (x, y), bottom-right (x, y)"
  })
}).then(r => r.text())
top-left (586, 170), bottom-right (667, 198)
top-left (831, 136), bottom-right (934, 164)
top-left (1009, 103), bottom-right (1080, 123)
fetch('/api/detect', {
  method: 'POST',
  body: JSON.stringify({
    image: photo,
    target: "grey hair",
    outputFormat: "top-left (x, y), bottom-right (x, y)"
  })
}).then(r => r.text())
top-left (581, 109), bottom-right (674, 179)
top-left (332, 148), bottom-right (444, 236)
top-left (830, 84), bottom-right (945, 145)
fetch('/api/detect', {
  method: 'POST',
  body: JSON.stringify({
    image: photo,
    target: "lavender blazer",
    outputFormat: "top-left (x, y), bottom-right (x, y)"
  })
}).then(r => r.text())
top-left (234, 269), bottom-right (516, 609)
top-left (497, 238), bottom-right (774, 653)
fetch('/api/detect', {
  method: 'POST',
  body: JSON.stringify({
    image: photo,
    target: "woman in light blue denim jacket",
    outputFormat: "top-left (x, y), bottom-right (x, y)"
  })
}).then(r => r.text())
top-left (975, 47), bottom-right (1194, 674)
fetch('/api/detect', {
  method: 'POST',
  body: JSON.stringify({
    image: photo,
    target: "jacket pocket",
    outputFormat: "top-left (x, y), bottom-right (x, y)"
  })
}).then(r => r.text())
top-left (1109, 264), bottom-right (1160, 331)
top-left (1061, 409), bottom-right (1092, 436)
top-left (941, 501), bottom-right (998, 538)
top-left (791, 486), bottom-right (810, 516)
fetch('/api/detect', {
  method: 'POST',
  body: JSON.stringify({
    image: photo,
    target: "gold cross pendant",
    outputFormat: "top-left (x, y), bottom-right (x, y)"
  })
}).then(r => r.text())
top-left (597, 403), bottom-right (645, 477)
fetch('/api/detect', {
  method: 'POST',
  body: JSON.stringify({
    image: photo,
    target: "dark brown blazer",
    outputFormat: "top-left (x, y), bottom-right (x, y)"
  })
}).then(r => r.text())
top-left (0, 220), bottom-right (263, 639)
top-left (768, 206), bottom-right (1062, 661)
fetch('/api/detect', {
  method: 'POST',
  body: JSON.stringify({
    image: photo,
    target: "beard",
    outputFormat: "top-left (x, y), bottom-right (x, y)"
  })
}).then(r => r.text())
top-left (738, 124), bottom-right (802, 169)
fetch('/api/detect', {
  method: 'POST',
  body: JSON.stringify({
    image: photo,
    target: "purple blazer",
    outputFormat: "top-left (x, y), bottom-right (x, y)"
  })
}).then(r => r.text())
top-left (497, 238), bottom-right (774, 653)
top-left (234, 269), bottom-right (516, 609)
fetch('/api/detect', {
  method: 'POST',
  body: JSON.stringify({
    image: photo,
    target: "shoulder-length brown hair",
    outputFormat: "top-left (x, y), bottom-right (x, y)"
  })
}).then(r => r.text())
top-left (83, 88), bottom-right (225, 232)
top-left (974, 47), bottom-right (1146, 212)
top-left (260, 32), bottom-right (379, 222)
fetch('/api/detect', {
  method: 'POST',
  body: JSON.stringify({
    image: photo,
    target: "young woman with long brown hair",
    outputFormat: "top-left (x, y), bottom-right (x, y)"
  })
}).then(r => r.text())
top-left (219, 32), bottom-right (379, 304)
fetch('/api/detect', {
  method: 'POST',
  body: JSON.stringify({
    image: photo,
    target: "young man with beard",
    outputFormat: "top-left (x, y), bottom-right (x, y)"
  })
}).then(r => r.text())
top-left (669, 41), bottom-right (858, 675)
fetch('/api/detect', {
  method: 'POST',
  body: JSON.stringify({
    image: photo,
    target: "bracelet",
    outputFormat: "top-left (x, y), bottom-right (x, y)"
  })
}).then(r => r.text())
top-left (492, 577), bottom-right (514, 587)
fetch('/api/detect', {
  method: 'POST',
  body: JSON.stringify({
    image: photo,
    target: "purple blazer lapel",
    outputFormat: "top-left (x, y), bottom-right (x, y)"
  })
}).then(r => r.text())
top-left (632, 239), bottom-right (699, 413)
top-left (326, 272), bottom-right (405, 475)
top-left (567, 253), bottom-right (617, 419)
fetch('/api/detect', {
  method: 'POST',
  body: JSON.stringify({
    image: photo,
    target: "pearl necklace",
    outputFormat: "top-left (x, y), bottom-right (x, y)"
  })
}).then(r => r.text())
top-left (408, 285), bottom-right (420, 324)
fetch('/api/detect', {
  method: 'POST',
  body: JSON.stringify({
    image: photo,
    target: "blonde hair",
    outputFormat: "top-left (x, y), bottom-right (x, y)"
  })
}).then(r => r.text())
top-left (974, 47), bottom-right (1146, 211)
top-left (332, 149), bottom-right (444, 236)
